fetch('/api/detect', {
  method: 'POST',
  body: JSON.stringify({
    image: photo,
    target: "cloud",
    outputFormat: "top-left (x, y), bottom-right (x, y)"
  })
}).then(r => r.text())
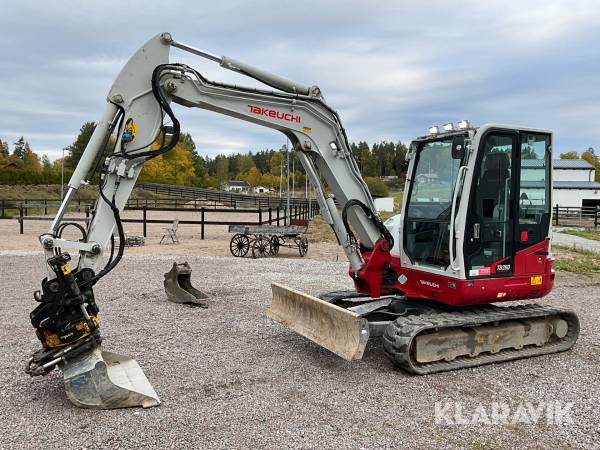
top-left (1, 0), bottom-right (600, 160)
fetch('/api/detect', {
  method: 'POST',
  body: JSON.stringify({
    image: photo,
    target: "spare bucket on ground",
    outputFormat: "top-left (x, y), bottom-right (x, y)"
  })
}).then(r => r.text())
top-left (164, 262), bottom-right (208, 306)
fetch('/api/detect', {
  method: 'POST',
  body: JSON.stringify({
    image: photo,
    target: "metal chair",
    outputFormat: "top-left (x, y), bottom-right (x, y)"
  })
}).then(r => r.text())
top-left (160, 219), bottom-right (180, 244)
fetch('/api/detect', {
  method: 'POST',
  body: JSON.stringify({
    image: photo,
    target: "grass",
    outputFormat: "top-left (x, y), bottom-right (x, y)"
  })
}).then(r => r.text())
top-left (559, 228), bottom-right (600, 241)
top-left (552, 244), bottom-right (600, 274)
top-left (306, 215), bottom-right (337, 243)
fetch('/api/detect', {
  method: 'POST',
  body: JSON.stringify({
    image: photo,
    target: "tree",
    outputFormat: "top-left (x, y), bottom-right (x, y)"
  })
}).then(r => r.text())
top-left (215, 156), bottom-right (229, 185)
top-left (64, 122), bottom-right (96, 169)
top-left (247, 166), bottom-right (262, 187)
top-left (269, 151), bottom-right (284, 177)
top-left (560, 151), bottom-right (579, 159)
top-left (0, 139), bottom-right (9, 158)
top-left (23, 143), bottom-right (42, 172)
top-left (260, 172), bottom-right (276, 188)
top-left (13, 137), bottom-right (26, 160)
top-left (42, 155), bottom-right (52, 170)
top-left (139, 134), bottom-right (196, 185)
top-left (358, 142), bottom-right (377, 177)
top-left (364, 176), bottom-right (389, 197)
top-left (581, 150), bottom-right (600, 182)
top-left (235, 154), bottom-right (255, 177)
top-left (394, 141), bottom-right (409, 175)
top-left (521, 146), bottom-right (539, 159)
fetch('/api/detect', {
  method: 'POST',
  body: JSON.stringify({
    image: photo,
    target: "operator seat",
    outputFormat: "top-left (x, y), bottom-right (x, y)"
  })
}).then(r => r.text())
top-left (477, 152), bottom-right (510, 219)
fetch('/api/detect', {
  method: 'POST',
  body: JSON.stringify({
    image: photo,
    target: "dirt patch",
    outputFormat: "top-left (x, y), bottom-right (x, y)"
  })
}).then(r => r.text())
top-left (0, 209), bottom-right (347, 262)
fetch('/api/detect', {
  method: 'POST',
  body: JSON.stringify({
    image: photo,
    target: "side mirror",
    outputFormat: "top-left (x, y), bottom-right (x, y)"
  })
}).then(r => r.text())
top-left (451, 135), bottom-right (465, 159)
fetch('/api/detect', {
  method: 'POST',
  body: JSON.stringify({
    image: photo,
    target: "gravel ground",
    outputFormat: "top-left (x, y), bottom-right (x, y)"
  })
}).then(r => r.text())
top-left (0, 253), bottom-right (598, 449)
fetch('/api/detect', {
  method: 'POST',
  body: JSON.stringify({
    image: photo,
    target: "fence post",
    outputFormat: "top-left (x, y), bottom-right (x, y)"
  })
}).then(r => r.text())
top-left (1, 199), bottom-right (4, 218)
top-left (268, 207), bottom-right (272, 225)
top-left (596, 206), bottom-right (599, 231)
top-left (44, 199), bottom-right (47, 215)
top-left (258, 209), bottom-right (263, 225)
top-left (201, 207), bottom-right (205, 240)
top-left (143, 206), bottom-right (147, 237)
top-left (554, 204), bottom-right (559, 226)
top-left (277, 208), bottom-right (280, 226)
top-left (19, 206), bottom-right (24, 234)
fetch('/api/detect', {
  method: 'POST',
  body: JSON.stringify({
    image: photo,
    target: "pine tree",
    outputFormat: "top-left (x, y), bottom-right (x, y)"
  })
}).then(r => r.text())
top-left (13, 137), bottom-right (26, 160)
top-left (64, 122), bottom-right (96, 169)
top-left (42, 155), bottom-right (53, 170)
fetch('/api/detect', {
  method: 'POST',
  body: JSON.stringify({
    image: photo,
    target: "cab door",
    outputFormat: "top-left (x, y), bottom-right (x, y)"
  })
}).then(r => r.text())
top-left (463, 130), bottom-right (552, 278)
top-left (463, 131), bottom-right (517, 277)
top-left (515, 133), bottom-right (552, 274)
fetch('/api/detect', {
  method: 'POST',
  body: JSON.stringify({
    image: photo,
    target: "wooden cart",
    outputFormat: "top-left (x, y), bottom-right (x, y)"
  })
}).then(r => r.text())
top-left (228, 219), bottom-right (309, 258)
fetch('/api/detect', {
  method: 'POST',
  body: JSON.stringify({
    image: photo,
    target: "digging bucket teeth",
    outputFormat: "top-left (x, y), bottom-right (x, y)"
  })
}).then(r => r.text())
top-left (164, 262), bottom-right (208, 306)
top-left (62, 346), bottom-right (160, 409)
top-left (268, 283), bottom-right (370, 361)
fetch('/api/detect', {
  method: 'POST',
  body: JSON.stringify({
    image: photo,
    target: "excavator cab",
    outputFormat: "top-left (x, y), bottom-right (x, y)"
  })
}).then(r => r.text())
top-left (400, 124), bottom-right (554, 303)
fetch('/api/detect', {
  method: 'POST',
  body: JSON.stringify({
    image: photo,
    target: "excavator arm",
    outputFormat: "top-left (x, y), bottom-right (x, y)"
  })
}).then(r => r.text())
top-left (26, 33), bottom-right (393, 409)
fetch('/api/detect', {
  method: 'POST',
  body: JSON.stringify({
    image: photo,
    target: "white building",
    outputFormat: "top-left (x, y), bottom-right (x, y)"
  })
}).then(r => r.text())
top-left (520, 159), bottom-right (600, 207)
top-left (551, 159), bottom-right (600, 207)
top-left (253, 186), bottom-right (269, 194)
top-left (222, 180), bottom-right (250, 193)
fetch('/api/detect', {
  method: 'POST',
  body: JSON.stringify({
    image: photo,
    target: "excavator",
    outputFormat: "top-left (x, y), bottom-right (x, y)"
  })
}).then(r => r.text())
top-left (26, 33), bottom-right (579, 409)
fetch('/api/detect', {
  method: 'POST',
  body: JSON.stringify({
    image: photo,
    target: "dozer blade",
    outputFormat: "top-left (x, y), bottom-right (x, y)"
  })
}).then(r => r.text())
top-left (164, 262), bottom-right (208, 306)
top-left (61, 346), bottom-right (160, 409)
top-left (268, 283), bottom-right (369, 361)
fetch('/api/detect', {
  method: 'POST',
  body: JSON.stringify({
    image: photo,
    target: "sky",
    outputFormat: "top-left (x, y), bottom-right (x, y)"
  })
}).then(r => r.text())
top-left (1, 0), bottom-right (599, 160)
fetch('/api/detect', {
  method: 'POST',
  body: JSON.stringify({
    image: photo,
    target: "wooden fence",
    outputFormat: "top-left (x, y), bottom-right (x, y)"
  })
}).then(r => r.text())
top-left (553, 204), bottom-right (600, 229)
top-left (5, 202), bottom-right (319, 238)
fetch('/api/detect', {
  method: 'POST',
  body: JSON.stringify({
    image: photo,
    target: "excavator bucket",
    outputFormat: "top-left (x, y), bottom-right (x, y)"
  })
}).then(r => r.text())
top-left (268, 283), bottom-right (370, 360)
top-left (62, 346), bottom-right (160, 409)
top-left (164, 262), bottom-right (208, 306)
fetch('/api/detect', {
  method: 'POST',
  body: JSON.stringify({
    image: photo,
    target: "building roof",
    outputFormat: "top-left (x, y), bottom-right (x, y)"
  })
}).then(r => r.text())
top-left (520, 159), bottom-right (594, 169)
top-left (521, 180), bottom-right (600, 189)
top-left (521, 160), bottom-right (546, 168)
top-left (554, 181), bottom-right (600, 190)
top-left (552, 159), bottom-right (594, 169)
top-left (227, 180), bottom-right (250, 187)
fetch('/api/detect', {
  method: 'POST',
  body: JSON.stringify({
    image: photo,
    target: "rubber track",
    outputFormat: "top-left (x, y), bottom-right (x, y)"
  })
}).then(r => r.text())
top-left (382, 303), bottom-right (580, 374)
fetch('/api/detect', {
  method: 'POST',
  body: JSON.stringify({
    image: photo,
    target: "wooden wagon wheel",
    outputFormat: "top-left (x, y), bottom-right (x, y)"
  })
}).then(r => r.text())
top-left (270, 236), bottom-right (280, 255)
top-left (252, 235), bottom-right (272, 259)
top-left (297, 236), bottom-right (309, 257)
top-left (230, 234), bottom-right (250, 257)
